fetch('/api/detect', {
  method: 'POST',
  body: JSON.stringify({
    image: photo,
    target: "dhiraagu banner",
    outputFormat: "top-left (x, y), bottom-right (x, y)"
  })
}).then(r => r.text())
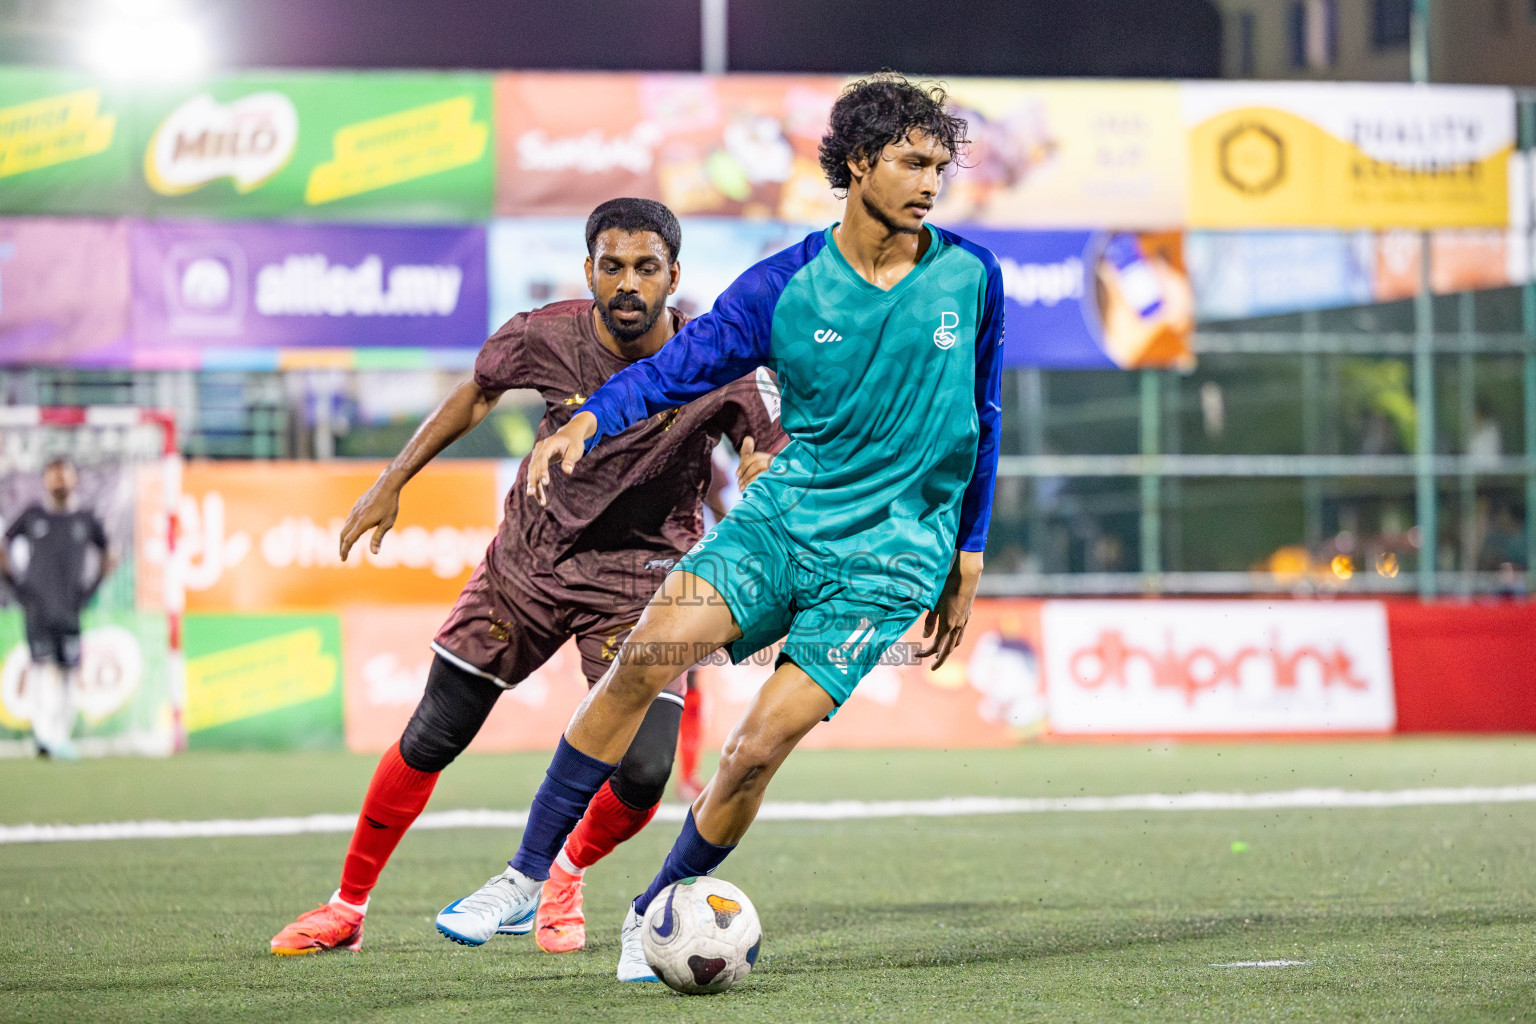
top-left (0, 67), bottom-right (132, 215)
top-left (129, 72), bottom-right (493, 221)
top-left (183, 613), bottom-right (343, 750)
top-left (1184, 82), bottom-right (1514, 229)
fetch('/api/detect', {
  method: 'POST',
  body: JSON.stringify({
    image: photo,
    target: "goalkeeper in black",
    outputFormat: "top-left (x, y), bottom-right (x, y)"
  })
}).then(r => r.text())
top-left (0, 457), bottom-right (115, 759)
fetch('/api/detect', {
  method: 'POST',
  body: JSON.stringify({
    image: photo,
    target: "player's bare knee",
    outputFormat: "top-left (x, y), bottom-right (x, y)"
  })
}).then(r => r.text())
top-left (599, 660), bottom-right (675, 712)
top-left (716, 733), bottom-right (777, 792)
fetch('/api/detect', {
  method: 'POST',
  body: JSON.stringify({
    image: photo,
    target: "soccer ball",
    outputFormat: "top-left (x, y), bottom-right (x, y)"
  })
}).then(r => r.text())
top-left (640, 877), bottom-right (762, 994)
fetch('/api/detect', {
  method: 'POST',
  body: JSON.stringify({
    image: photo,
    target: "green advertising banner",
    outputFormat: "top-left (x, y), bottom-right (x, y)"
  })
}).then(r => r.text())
top-left (0, 607), bottom-right (172, 754)
top-left (183, 613), bottom-right (343, 751)
top-left (0, 67), bottom-right (133, 215)
top-left (127, 71), bottom-right (493, 221)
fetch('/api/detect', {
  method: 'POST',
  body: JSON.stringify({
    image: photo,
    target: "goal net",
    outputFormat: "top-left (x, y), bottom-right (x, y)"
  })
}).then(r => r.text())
top-left (0, 407), bottom-right (182, 757)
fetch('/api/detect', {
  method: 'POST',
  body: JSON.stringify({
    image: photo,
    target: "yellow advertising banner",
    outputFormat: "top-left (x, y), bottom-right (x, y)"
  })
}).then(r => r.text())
top-left (146, 461), bottom-right (502, 612)
top-left (185, 624), bottom-right (337, 732)
top-left (934, 79), bottom-right (1186, 228)
top-left (1185, 82), bottom-right (1513, 229)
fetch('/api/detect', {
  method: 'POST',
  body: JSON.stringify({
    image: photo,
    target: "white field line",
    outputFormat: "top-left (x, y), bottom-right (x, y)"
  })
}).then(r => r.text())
top-left (1211, 961), bottom-right (1313, 968)
top-left (2, 784), bottom-right (1534, 846)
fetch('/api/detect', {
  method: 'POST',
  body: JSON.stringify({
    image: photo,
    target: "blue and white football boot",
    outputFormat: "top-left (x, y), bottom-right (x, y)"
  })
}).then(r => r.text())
top-left (436, 867), bottom-right (540, 946)
top-left (617, 906), bottom-right (660, 982)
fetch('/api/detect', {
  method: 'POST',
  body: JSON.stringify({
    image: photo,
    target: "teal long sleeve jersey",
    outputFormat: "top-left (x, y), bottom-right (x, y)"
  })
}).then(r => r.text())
top-left (579, 224), bottom-right (1004, 606)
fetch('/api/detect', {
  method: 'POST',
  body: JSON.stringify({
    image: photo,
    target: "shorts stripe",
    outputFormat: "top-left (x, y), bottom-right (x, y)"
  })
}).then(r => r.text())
top-left (429, 642), bottom-right (514, 690)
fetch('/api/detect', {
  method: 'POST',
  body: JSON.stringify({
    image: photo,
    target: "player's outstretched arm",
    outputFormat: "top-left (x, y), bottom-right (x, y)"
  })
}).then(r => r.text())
top-left (919, 549), bottom-right (984, 669)
top-left (580, 246), bottom-right (803, 456)
top-left (340, 379), bottom-right (504, 559)
top-left (525, 410), bottom-right (597, 507)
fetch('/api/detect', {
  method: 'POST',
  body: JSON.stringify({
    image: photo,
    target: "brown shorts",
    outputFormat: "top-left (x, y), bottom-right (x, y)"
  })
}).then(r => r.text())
top-left (432, 544), bottom-right (686, 701)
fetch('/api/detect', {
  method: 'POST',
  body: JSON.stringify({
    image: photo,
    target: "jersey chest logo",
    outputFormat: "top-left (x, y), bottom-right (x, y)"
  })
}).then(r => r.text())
top-left (933, 311), bottom-right (959, 350)
top-left (813, 328), bottom-right (842, 344)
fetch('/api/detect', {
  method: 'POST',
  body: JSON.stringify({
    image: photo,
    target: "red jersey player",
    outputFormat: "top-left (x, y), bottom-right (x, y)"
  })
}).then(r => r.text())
top-left (269, 199), bottom-right (785, 957)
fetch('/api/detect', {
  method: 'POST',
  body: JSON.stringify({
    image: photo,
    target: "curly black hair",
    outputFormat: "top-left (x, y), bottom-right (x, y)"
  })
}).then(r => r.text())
top-left (817, 73), bottom-right (969, 193)
top-left (585, 197), bottom-right (682, 263)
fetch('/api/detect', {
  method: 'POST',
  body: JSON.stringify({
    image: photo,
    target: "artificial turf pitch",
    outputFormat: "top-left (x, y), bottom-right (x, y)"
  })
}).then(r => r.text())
top-left (2, 739), bottom-right (1533, 1023)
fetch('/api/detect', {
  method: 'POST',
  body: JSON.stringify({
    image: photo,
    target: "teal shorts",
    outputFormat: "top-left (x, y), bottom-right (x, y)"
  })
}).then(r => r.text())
top-left (673, 511), bottom-right (926, 715)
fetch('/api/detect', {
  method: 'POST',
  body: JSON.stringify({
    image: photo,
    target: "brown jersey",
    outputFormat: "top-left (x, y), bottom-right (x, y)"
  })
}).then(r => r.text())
top-left (473, 299), bottom-right (785, 607)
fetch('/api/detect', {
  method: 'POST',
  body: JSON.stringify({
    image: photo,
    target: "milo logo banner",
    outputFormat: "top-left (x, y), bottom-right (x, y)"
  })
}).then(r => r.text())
top-left (130, 72), bottom-right (493, 221)
top-left (128, 220), bottom-right (487, 366)
top-left (1185, 82), bottom-right (1513, 229)
top-left (0, 67), bottom-right (132, 215)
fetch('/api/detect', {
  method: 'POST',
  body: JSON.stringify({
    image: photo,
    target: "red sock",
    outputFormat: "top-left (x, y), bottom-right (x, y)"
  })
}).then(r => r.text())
top-left (678, 683), bottom-right (703, 783)
top-left (337, 743), bottom-right (438, 906)
top-left (559, 780), bottom-right (657, 872)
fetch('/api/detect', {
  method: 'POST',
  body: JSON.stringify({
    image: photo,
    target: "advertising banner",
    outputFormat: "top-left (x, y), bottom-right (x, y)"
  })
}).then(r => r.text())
top-left (1185, 82), bottom-right (1514, 229)
top-left (935, 79), bottom-right (1186, 228)
top-left (1186, 231), bottom-right (1375, 320)
top-left (495, 73), bottom-right (844, 223)
top-left (693, 600), bottom-right (1045, 751)
top-left (341, 600), bottom-right (1047, 754)
top-left (956, 227), bottom-right (1194, 368)
top-left (1039, 600), bottom-right (1396, 736)
top-left (0, 67), bottom-right (132, 215)
top-left (341, 606), bottom-right (589, 753)
top-left (488, 216), bottom-right (817, 328)
top-left (183, 613), bottom-right (343, 750)
top-left (1373, 228), bottom-right (1517, 301)
top-left (128, 220), bottom-right (487, 366)
top-left (148, 460), bottom-right (500, 612)
top-left (0, 609), bottom-right (172, 756)
top-left (0, 217), bottom-right (131, 366)
top-left (129, 72), bottom-right (493, 221)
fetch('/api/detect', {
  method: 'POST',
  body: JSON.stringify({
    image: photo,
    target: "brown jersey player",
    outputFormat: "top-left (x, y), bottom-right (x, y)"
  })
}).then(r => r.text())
top-left (270, 199), bottom-right (786, 958)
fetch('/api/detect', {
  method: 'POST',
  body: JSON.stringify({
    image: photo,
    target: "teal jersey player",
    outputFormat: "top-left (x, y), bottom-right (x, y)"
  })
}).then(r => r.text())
top-left (577, 222), bottom-right (1003, 706)
top-left (440, 75), bottom-right (1002, 984)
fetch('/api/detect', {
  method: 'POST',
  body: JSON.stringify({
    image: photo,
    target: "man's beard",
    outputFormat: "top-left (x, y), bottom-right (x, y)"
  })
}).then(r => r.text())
top-left (596, 293), bottom-right (664, 342)
top-left (861, 191), bottom-right (922, 235)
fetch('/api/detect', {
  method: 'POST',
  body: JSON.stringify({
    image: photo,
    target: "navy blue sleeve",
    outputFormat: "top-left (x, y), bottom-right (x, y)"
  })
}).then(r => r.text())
top-left (579, 232), bottom-right (824, 449)
top-left (952, 238), bottom-right (1004, 553)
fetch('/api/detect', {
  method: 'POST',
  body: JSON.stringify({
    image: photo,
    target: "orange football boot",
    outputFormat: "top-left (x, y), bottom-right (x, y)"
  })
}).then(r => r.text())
top-left (271, 898), bottom-right (365, 956)
top-left (534, 863), bottom-right (586, 953)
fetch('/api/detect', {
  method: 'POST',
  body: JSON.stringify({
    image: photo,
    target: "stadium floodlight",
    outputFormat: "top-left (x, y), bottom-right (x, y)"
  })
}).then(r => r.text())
top-left (79, 0), bottom-right (211, 81)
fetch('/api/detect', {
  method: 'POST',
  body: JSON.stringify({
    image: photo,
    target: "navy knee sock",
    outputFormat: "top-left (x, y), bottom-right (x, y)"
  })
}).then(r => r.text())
top-left (631, 810), bottom-right (736, 916)
top-left (509, 736), bottom-right (617, 882)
